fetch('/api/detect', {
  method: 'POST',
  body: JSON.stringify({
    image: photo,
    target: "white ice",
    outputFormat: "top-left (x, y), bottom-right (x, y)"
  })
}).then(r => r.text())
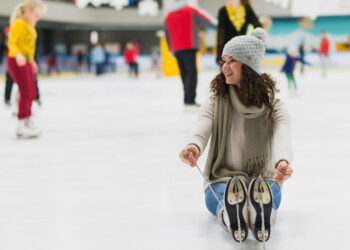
top-left (0, 68), bottom-right (350, 250)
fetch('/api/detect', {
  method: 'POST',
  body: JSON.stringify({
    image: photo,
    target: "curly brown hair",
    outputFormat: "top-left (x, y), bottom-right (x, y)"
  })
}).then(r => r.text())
top-left (210, 64), bottom-right (278, 122)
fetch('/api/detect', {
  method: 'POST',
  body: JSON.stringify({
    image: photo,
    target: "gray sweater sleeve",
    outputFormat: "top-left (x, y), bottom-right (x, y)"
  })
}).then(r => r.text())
top-left (189, 97), bottom-right (215, 155)
top-left (272, 100), bottom-right (293, 166)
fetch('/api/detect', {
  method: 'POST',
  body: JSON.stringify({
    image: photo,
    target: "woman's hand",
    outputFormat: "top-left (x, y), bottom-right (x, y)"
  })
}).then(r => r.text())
top-left (31, 61), bottom-right (38, 73)
top-left (275, 160), bottom-right (293, 185)
top-left (16, 53), bottom-right (27, 67)
top-left (179, 144), bottom-right (200, 167)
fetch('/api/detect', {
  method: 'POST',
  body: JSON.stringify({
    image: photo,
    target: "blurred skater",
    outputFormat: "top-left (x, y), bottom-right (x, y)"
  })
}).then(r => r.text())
top-left (281, 48), bottom-right (310, 93)
top-left (165, 0), bottom-right (216, 107)
top-left (151, 47), bottom-right (161, 79)
top-left (47, 52), bottom-right (59, 75)
top-left (216, 0), bottom-right (261, 66)
top-left (298, 42), bottom-right (305, 75)
top-left (90, 43), bottom-right (106, 76)
top-left (123, 42), bottom-right (139, 78)
top-left (7, 0), bottom-right (46, 138)
top-left (318, 30), bottom-right (330, 77)
top-left (76, 50), bottom-right (85, 73)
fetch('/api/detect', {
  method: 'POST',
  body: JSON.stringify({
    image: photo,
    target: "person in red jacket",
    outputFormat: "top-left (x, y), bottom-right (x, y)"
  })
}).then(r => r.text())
top-left (123, 42), bottom-right (139, 78)
top-left (165, 0), bottom-right (216, 107)
top-left (318, 30), bottom-right (330, 77)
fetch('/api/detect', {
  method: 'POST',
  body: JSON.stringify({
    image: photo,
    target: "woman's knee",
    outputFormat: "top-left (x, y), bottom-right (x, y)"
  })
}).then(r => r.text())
top-left (204, 183), bottom-right (226, 215)
top-left (205, 189), bottom-right (218, 215)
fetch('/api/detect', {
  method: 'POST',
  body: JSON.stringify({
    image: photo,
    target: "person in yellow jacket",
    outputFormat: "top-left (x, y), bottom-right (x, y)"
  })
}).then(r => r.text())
top-left (7, 0), bottom-right (46, 138)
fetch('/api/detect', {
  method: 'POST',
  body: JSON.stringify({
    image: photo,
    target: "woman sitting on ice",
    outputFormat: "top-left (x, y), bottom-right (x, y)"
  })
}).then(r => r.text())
top-left (179, 28), bottom-right (293, 243)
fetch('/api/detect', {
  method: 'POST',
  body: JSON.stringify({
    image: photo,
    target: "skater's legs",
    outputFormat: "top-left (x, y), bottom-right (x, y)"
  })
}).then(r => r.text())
top-left (286, 73), bottom-right (293, 90)
top-left (174, 51), bottom-right (188, 103)
top-left (266, 180), bottom-right (281, 210)
top-left (182, 50), bottom-right (197, 104)
top-left (129, 62), bottom-right (138, 77)
top-left (175, 50), bottom-right (197, 104)
top-left (204, 182), bottom-right (226, 216)
top-left (96, 63), bottom-right (104, 76)
top-left (4, 70), bottom-right (14, 103)
top-left (293, 78), bottom-right (297, 90)
top-left (134, 62), bottom-right (139, 77)
top-left (320, 55), bottom-right (327, 77)
top-left (286, 73), bottom-right (297, 90)
top-left (127, 63), bottom-right (133, 76)
top-left (34, 74), bottom-right (40, 101)
top-left (291, 76), bottom-right (297, 90)
top-left (7, 58), bottom-right (36, 119)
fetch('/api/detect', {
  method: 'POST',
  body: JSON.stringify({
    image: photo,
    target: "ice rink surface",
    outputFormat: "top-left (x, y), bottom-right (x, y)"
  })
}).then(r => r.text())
top-left (1, 68), bottom-right (350, 250)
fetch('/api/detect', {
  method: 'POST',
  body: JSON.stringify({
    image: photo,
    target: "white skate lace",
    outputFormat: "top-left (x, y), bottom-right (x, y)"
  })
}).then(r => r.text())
top-left (258, 175), bottom-right (266, 250)
top-left (195, 164), bottom-right (220, 203)
top-left (233, 176), bottom-right (243, 249)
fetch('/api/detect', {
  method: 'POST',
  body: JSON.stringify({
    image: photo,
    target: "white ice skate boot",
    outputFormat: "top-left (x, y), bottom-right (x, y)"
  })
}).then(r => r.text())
top-left (248, 175), bottom-right (273, 242)
top-left (224, 176), bottom-right (249, 242)
top-left (217, 207), bottom-right (230, 234)
top-left (25, 118), bottom-right (40, 130)
top-left (16, 118), bottom-right (41, 138)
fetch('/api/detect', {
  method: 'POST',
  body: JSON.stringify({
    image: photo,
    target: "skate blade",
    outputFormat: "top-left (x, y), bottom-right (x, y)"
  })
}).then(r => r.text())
top-left (253, 179), bottom-right (271, 204)
top-left (17, 134), bottom-right (40, 139)
top-left (227, 178), bottom-right (244, 205)
top-left (257, 229), bottom-right (269, 241)
top-left (233, 230), bottom-right (246, 241)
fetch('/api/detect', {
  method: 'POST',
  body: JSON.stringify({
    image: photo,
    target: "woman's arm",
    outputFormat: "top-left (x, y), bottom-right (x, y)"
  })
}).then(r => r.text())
top-left (180, 97), bottom-right (215, 167)
top-left (245, 4), bottom-right (262, 28)
top-left (189, 97), bottom-right (215, 155)
top-left (272, 101), bottom-right (294, 183)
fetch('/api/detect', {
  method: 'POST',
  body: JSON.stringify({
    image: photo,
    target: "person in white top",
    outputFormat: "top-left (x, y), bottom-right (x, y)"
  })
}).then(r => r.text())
top-left (179, 28), bottom-right (293, 243)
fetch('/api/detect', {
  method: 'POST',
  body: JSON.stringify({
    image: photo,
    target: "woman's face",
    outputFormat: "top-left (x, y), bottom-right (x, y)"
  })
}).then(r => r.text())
top-left (222, 55), bottom-right (243, 87)
top-left (23, 7), bottom-right (40, 26)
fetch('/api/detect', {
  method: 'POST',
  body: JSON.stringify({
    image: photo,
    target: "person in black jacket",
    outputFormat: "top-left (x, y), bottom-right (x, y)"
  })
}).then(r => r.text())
top-left (216, 0), bottom-right (261, 66)
top-left (0, 26), bottom-right (15, 106)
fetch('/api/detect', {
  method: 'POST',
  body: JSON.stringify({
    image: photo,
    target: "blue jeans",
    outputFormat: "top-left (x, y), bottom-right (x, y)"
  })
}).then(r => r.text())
top-left (205, 180), bottom-right (281, 217)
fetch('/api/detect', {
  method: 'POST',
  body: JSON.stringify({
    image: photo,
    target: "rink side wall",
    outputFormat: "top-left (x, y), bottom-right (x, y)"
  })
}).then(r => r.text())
top-left (1, 52), bottom-right (350, 76)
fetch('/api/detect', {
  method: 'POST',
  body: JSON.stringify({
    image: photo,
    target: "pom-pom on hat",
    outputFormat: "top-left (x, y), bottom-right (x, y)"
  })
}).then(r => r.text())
top-left (222, 27), bottom-right (267, 74)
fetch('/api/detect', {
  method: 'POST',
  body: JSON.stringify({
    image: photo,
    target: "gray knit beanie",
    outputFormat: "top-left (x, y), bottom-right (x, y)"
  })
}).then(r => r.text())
top-left (222, 28), bottom-right (267, 74)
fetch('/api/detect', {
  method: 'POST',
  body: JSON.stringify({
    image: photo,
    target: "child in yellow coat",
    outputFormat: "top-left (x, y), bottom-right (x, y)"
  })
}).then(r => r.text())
top-left (7, 0), bottom-right (46, 138)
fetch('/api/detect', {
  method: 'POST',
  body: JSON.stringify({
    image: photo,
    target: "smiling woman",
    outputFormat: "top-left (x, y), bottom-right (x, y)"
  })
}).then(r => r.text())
top-left (179, 28), bottom-right (293, 243)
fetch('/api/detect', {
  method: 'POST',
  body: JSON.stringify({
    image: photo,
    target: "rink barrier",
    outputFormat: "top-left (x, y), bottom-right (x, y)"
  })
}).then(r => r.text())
top-left (1, 52), bottom-right (350, 77)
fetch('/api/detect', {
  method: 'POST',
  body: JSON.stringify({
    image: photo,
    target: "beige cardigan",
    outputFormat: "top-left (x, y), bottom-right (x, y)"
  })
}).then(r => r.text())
top-left (189, 96), bottom-right (293, 184)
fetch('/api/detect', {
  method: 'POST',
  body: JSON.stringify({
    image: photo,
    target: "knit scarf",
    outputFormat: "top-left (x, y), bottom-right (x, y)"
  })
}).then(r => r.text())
top-left (204, 86), bottom-right (271, 181)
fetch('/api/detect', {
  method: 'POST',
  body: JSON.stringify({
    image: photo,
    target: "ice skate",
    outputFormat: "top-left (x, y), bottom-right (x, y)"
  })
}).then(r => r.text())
top-left (12, 103), bottom-right (18, 117)
top-left (16, 118), bottom-right (41, 139)
top-left (224, 176), bottom-right (249, 242)
top-left (248, 175), bottom-right (273, 242)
